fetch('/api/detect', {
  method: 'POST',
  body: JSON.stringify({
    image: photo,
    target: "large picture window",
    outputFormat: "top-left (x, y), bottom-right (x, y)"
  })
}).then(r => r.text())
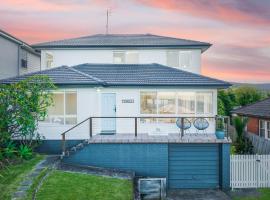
top-left (45, 91), bottom-right (77, 125)
top-left (140, 91), bottom-right (213, 119)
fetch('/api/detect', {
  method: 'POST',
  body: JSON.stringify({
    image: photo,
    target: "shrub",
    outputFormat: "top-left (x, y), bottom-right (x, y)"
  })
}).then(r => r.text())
top-left (4, 141), bottom-right (17, 158)
top-left (18, 145), bottom-right (33, 160)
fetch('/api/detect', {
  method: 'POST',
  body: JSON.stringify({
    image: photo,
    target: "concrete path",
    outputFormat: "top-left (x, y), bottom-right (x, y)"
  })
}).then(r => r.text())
top-left (167, 189), bottom-right (231, 200)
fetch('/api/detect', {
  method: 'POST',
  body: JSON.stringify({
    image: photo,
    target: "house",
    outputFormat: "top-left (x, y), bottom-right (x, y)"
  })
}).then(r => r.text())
top-left (0, 29), bottom-right (41, 79)
top-left (232, 97), bottom-right (270, 153)
top-left (2, 34), bottom-right (231, 190)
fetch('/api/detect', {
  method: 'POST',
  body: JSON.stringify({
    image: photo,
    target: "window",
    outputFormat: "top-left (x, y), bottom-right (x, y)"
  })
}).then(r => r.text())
top-left (166, 51), bottom-right (192, 69)
top-left (113, 51), bottom-right (139, 64)
top-left (178, 93), bottom-right (195, 114)
top-left (45, 91), bottom-right (77, 125)
top-left (113, 51), bottom-right (125, 64)
top-left (46, 52), bottom-right (53, 68)
top-left (21, 50), bottom-right (28, 68)
top-left (140, 92), bottom-right (157, 114)
top-left (196, 92), bottom-right (213, 114)
top-left (158, 92), bottom-right (176, 114)
top-left (259, 120), bottom-right (266, 138)
top-left (179, 51), bottom-right (191, 69)
top-left (126, 51), bottom-right (139, 64)
top-left (167, 51), bottom-right (179, 67)
top-left (267, 121), bottom-right (270, 138)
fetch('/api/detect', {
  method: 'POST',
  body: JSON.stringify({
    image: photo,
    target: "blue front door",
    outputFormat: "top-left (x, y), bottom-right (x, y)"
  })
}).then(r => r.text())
top-left (101, 93), bottom-right (116, 134)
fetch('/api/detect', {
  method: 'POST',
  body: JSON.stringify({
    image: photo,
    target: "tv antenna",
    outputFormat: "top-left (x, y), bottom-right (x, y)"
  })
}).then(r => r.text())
top-left (106, 8), bottom-right (112, 35)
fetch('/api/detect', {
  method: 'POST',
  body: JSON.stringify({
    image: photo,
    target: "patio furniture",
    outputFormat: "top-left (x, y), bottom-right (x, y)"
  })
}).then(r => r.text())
top-left (193, 118), bottom-right (209, 135)
top-left (176, 118), bottom-right (192, 135)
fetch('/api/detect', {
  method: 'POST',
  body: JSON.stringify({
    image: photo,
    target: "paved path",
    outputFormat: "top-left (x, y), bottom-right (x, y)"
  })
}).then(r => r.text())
top-left (167, 189), bottom-right (231, 200)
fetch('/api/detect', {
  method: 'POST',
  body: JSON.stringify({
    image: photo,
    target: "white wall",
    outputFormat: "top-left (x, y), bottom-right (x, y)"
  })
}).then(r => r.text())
top-left (20, 50), bottom-right (41, 75)
top-left (38, 87), bottom-right (217, 140)
top-left (40, 49), bottom-right (202, 74)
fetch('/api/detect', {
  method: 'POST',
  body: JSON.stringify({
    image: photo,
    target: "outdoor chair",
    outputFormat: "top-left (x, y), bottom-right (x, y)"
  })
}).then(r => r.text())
top-left (193, 118), bottom-right (209, 135)
top-left (176, 118), bottom-right (192, 135)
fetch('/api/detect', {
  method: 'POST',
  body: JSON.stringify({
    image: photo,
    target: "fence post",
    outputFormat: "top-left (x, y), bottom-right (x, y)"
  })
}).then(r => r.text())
top-left (181, 117), bottom-right (184, 138)
top-left (135, 117), bottom-right (137, 137)
top-left (89, 117), bottom-right (92, 138)
top-left (62, 133), bottom-right (66, 156)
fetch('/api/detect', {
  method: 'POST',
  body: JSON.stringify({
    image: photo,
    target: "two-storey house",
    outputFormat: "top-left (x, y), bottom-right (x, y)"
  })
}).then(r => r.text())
top-left (3, 34), bottom-right (231, 190)
top-left (0, 29), bottom-right (40, 79)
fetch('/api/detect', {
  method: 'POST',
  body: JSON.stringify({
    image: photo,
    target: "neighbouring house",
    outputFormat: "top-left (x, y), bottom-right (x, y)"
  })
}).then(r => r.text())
top-left (232, 97), bottom-right (270, 154)
top-left (0, 29), bottom-right (41, 79)
top-left (2, 34), bottom-right (231, 190)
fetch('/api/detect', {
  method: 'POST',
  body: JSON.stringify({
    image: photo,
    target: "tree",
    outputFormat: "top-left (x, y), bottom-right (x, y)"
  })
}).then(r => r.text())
top-left (234, 86), bottom-right (264, 106)
top-left (0, 75), bottom-right (55, 148)
top-left (218, 88), bottom-right (236, 116)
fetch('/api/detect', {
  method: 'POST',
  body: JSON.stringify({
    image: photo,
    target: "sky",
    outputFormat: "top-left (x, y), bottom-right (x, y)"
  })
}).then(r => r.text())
top-left (0, 0), bottom-right (270, 83)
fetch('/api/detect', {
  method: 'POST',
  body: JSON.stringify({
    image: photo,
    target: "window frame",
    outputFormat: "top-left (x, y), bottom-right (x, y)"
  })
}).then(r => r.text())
top-left (45, 52), bottom-right (53, 68)
top-left (42, 90), bottom-right (77, 125)
top-left (113, 51), bottom-right (139, 64)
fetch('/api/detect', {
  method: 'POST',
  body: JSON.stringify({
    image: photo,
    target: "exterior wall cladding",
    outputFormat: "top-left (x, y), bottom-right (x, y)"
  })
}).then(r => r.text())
top-left (247, 117), bottom-right (259, 135)
top-left (62, 143), bottom-right (230, 190)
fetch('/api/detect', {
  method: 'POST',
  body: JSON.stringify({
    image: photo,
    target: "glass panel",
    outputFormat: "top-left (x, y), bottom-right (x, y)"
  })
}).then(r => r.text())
top-left (65, 117), bottom-right (77, 125)
top-left (196, 93), bottom-right (204, 114)
top-left (178, 93), bottom-right (195, 114)
top-left (126, 52), bottom-right (139, 64)
top-left (158, 118), bottom-right (176, 124)
top-left (166, 51), bottom-right (179, 67)
top-left (65, 92), bottom-right (77, 115)
top-left (260, 120), bottom-right (265, 138)
top-left (50, 116), bottom-right (64, 125)
top-left (140, 92), bottom-right (157, 114)
top-left (158, 92), bottom-right (176, 114)
top-left (46, 53), bottom-right (53, 68)
top-left (267, 121), bottom-right (270, 139)
top-left (204, 93), bottom-right (213, 114)
top-left (140, 118), bottom-right (157, 123)
top-left (179, 51), bottom-right (191, 69)
top-left (113, 51), bottom-right (125, 64)
top-left (48, 93), bottom-right (64, 115)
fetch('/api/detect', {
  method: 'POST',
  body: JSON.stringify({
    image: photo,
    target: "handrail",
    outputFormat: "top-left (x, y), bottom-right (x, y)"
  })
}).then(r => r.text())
top-left (60, 115), bottom-right (230, 156)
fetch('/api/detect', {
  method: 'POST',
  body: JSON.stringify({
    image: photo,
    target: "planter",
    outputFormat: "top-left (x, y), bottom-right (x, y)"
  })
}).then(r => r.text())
top-left (215, 130), bottom-right (225, 139)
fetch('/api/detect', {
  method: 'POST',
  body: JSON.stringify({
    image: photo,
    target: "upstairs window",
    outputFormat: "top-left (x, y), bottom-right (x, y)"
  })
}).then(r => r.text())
top-left (158, 92), bottom-right (176, 114)
top-left (178, 93), bottom-right (195, 114)
top-left (259, 120), bottom-right (266, 138)
top-left (140, 92), bottom-right (157, 114)
top-left (45, 52), bottom-right (53, 68)
top-left (166, 50), bottom-right (192, 69)
top-left (196, 92), bottom-right (213, 114)
top-left (113, 51), bottom-right (139, 64)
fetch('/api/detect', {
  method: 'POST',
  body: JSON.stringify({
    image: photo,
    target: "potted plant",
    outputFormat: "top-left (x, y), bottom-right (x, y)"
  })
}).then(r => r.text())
top-left (216, 118), bottom-right (225, 139)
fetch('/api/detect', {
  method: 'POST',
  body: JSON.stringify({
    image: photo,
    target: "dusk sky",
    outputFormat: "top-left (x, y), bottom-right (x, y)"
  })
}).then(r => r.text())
top-left (1, 0), bottom-right (270, 83)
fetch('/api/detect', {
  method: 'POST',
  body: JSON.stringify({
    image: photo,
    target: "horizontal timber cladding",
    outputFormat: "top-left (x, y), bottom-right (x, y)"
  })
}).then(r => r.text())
top-left (63, 143), bottom-right (168, 177)
top-left (168, 144), bottom-right (219, 189)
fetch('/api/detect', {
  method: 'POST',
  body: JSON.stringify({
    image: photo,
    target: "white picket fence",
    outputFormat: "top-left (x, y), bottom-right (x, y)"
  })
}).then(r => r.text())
top-left (230, 155), bottom-right (270, 189)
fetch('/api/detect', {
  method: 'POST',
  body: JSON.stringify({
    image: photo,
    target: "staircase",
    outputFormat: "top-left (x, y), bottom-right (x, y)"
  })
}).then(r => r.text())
top-left (60, 139), bottom-right (89, 159)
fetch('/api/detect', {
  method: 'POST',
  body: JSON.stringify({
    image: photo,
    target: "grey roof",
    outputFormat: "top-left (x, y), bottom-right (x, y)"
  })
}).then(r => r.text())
top-left (32, 34), bottom-right (211, 51)
top-left (0, 63), bottom-right (230, 88)
top-left (232, 98), bottom-right (270, 119)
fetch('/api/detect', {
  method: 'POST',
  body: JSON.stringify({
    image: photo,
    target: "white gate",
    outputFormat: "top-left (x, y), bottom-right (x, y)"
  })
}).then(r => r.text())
top-left (230, 155), bottom-right (270, 188)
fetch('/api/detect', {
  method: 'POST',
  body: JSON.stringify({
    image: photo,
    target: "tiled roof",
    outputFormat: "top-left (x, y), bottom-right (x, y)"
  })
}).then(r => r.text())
top-left (32, 34), bottom-right (211, 51)
top-left (232, 98), bottom-right (270, 119)
top-left (1, 63), bottom-right (230, 88)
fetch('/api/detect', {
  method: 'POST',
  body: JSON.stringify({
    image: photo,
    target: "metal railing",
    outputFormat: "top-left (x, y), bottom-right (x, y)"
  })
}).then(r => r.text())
top-left (61, 116), bottom-right (229, 156)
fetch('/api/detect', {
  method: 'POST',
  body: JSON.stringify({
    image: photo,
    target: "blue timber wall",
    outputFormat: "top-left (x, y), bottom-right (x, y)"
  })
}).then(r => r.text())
top-left (35, 140), bottom-right (83, 155)
top-left (61, 143), bottom-right (230, 189)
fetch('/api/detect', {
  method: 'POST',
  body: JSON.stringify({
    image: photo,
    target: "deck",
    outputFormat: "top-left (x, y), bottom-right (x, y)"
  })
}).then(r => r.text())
top-left (87, 133), bottom-right (231, 144)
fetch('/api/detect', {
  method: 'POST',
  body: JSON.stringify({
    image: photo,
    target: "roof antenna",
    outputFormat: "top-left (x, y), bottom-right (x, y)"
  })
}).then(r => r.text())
top-left (106, 8), bottom-right (111, 35)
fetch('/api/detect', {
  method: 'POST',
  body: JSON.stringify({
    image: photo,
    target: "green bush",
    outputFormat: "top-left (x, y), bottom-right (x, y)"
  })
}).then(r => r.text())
top-left (4, 141), bottom-right (16, 159)
top-left (18, 145), bottom-right (33, 160)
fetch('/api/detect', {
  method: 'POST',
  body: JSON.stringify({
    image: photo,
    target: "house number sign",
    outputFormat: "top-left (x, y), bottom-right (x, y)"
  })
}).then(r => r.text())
top-left (122, 99), bottom-right (134, 103)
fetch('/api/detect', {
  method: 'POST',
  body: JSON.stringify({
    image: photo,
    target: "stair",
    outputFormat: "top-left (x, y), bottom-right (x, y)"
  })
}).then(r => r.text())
top-left (61, 139), bottom-right (89, 159)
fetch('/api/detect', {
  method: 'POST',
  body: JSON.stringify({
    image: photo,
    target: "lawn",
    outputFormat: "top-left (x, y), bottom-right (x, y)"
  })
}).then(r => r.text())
top-left (0, 155), bottom-right (44, 200)
top-left (233, 189), bottom-right (270, 200)
top-left (36, 170), bottom-right (133, 200)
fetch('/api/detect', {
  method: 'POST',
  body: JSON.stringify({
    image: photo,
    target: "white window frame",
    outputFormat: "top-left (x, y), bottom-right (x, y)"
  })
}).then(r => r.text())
top-left (45, 52), bottom-right (53, 68)
top-left (43, 90), bottom-right (77, 125)
top-left (113, 51), bottom-right (139, 64)
top-left (179, 51), bottom-right (192, 69)
top-left (139, 91), bottom-right (213, 124)
top-left (259, 120), bottom-right (270, 139)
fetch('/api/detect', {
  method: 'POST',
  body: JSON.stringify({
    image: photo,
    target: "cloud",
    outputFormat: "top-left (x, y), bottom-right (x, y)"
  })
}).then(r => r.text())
top-left (135, 0), bottom-right (270, 26)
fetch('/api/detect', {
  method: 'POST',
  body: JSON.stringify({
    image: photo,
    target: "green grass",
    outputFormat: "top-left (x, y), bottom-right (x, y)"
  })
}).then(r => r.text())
top-left (0, 155), bottom-right (44, 200)
top-left (233, 189), bottom-right (270, 200)
top-left (36, 170), bottom-right (133, 200)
